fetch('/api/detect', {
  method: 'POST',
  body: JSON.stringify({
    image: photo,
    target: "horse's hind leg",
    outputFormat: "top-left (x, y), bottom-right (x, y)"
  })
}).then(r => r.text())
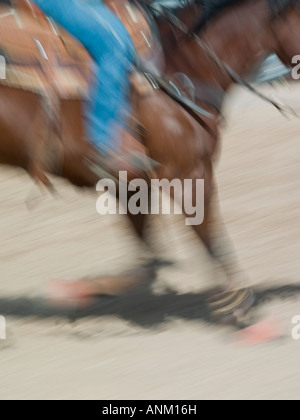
top-left (124, 189), bottom-right (168, 277)
top-left (23, 163), bottom-right (57, 210)
top-left (27, 163), bottom-right (56, 194)
top-left (46, 210), bottom-right (154, 305)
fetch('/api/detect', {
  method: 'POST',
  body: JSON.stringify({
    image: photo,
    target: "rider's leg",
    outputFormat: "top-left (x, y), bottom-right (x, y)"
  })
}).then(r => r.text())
top-left (33, 0), bottom-right (146, 176)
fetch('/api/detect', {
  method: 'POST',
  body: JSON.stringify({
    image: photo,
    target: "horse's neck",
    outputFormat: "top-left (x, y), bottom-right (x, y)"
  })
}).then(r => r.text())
top-left (155, 3), bottom-right (202, 50)
top-left (158, 0), bottom-right (271, 92)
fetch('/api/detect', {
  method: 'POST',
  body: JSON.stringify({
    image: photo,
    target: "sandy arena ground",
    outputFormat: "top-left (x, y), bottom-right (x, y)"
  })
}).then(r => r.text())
top-left (0, 83), bottom-right (300, 400)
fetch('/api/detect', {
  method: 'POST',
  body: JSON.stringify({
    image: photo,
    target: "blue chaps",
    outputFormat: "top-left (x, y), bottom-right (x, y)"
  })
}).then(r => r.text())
top-left (33, 0), bottom-right (135, 154)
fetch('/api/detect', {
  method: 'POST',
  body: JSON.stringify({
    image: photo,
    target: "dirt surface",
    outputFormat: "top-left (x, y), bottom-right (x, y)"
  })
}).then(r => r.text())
top-left (0, 84), bottom-right (300, 400)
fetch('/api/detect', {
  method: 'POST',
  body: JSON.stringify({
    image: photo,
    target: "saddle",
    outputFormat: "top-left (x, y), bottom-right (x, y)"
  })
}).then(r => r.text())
top-left (0, 0), bottom-right (158, 98)
top-left (0, 0), bottom-right (160, 185)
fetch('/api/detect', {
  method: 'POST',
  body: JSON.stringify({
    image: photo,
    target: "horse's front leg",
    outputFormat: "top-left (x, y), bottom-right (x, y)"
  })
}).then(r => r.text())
top-left (183, 163), bottom-right (254, 323)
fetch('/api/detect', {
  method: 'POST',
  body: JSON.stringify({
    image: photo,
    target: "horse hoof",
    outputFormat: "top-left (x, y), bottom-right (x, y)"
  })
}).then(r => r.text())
top-left (206, 287), bottom-right (255, 325)
top-left (235, 317), bottom-right (282, 345)
top-left (44, 279), bottom-right (95, 308)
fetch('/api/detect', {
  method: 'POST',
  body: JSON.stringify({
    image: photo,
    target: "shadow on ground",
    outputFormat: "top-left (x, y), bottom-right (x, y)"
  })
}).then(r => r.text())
top-left (0, 273), bottom-right (299, 330)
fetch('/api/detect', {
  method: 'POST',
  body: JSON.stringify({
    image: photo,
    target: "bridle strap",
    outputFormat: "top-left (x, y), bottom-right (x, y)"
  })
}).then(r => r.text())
top-left (155, 3), bottom-right (296, 117)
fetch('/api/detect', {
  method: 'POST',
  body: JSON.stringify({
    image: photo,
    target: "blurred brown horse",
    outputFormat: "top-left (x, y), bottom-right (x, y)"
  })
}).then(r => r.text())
top-left (0, 0), bottom-right (298, 321)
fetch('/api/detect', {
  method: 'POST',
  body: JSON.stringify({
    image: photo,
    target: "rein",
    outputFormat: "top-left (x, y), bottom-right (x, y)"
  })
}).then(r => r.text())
top-left (152, 3), bottom-right (297, 118)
